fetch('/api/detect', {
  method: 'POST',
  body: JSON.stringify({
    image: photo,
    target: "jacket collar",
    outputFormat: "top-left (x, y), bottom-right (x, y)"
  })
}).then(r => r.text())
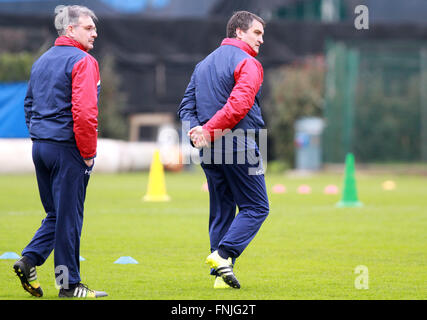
top-left (221, 38), bottom-right (257, 57)
top-left (54, 36), bottom-right (87, 52)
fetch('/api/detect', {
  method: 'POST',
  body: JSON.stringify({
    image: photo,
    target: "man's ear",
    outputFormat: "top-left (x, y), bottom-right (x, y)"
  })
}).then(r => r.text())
top-left (235, 28), bottom-right (244, 40)
top-left (65, 24), bottom-right (74, 37)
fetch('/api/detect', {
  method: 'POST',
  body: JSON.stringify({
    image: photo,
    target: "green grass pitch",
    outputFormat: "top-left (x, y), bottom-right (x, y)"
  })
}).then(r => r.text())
top-left (0, 169), bottom-right (426, 299)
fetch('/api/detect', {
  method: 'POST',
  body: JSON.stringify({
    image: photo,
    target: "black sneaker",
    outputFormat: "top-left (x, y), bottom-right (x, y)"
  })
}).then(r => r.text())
top-left (58, 283), bottom-right (108, 298)
top-left (13, 257), bottom-right (43, 297)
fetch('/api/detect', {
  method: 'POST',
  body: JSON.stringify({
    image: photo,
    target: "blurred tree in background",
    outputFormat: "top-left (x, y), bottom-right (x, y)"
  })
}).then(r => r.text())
top-left (264, 56), bottom-right (325, 167)
top-left (0, 52), bottom-right (33, 81)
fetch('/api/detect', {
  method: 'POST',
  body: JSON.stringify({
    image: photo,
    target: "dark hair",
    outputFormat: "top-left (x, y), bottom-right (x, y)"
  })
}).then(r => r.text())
top-left (226, 11), bottom-right (265, 38)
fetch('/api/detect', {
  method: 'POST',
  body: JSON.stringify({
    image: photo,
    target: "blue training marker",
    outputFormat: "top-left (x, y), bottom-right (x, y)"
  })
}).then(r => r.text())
top-left (79, 256), bottom-right (86, 261)
top-left (114, 256), bottom-right (139, 264)
top-left (0, 252), bottom-right (21, 260)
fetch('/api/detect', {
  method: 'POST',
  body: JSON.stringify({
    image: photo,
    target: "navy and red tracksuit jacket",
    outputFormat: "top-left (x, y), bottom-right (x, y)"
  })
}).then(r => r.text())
top-left (178, 38), bottom-right (265, 142)
top-left (24, 36), bottom-right (100, 160)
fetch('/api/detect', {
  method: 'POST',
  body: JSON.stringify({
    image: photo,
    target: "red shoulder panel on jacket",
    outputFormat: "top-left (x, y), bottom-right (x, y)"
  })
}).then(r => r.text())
top-left (203, 57), bottom-right (263, 141)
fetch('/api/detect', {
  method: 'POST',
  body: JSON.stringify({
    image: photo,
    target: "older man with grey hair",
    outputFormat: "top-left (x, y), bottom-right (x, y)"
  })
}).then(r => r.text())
top-left (13, 5), bottom-right (107, 298)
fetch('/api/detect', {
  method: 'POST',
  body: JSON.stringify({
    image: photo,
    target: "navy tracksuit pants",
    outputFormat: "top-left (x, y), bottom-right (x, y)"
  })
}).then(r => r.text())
top-left (22, 140), bottom-right (93, 285)
top-left (200, 144), bottom-right (269, 267)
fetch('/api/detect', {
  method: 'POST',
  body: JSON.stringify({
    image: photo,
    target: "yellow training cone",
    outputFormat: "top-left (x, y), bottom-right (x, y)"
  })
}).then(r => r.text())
top-left (143, 149), bottom-right (170, 202)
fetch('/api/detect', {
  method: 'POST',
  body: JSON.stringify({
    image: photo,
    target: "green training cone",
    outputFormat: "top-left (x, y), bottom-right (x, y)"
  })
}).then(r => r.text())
top-left (336, 153), bottom-right (363, 208)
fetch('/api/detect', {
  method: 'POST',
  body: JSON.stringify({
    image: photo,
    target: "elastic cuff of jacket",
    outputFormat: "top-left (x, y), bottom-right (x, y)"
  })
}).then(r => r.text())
top-left (201, 125), bottom-right (216, 142)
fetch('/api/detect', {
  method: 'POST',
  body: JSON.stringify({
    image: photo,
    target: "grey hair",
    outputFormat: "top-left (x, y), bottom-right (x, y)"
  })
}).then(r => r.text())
top-left (54, 5), bottom-right (97, 36)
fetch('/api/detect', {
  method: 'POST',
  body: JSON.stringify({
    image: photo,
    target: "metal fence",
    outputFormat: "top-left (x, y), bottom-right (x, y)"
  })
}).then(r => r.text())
top-left (323, 39), bottom-right (427, 163)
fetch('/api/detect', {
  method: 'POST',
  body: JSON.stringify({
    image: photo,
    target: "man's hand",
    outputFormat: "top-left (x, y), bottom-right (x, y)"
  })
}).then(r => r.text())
top-left (188, 126), bottom-right (210, 148)
top-left (84, 159), bottom-right (94, 167)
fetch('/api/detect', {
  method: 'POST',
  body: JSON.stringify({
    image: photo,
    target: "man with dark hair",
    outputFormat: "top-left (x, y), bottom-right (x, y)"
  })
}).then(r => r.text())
top-left (226, 10), bottom-right (266, 39)
top-left (13, 5), bottom-right (107, 298)
top-left (178, 11), bottom-right (269, 289)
